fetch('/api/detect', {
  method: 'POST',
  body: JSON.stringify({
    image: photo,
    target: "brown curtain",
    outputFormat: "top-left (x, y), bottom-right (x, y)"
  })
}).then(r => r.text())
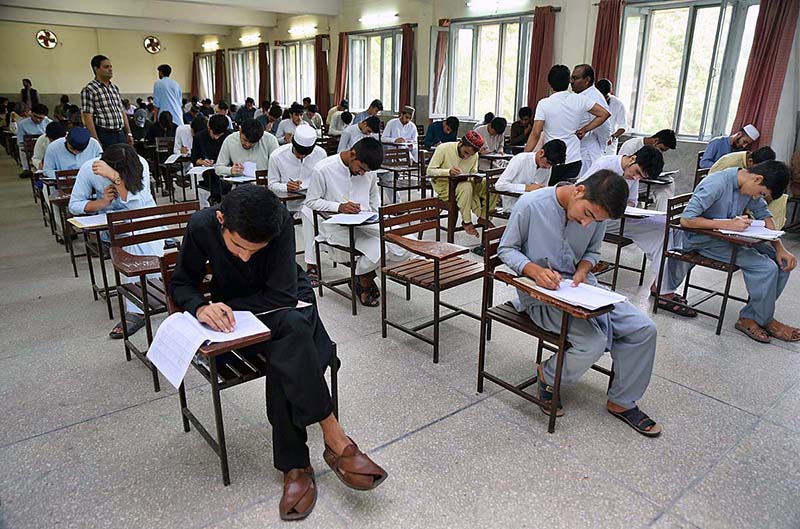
top-left (258, 42), bottom-right (269, 105)
top-left (591, 0), bottom-right (625, 85)
top-left (214, 49), bottom-right (225, 103)
top-left (398, 24), bottom-right (415, 109)
top-left (527, 7), bottom-right (556, 108)
top-left (732, 0), bottom-right (800, 146)
top-left (314, 35), bottom-right (331, 116)
top-left (190, 52), bottom-right (199, 99)
top-left (431, 19), bottom-right (450, 115)
top-left (333, 32), bottom-right (348, 105)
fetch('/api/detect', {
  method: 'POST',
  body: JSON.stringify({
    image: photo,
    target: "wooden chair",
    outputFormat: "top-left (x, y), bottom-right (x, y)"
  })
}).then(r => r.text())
top-left (434, 172), bottom-right (489, 244)
top-left (23, 134), bottom-right (40, 203)
top-left (53, 169), bottom-right (81, 275)
top-left (155, 137), bottom-right (177, 201)
top-left (693, 150), bottom-right (709, 190)
top-left (108, 201), bottom-right (200, 391)
top-left (255, 169), bottom-right (269, 187)
top-left (653, 193), bottom-right (753, 335)
top-left (379, 146), bottom-right (419, 204)
top-left (312, 210), bottom-right (364, 316)
top-left (482, 167), bottom-right (511, 222)
top-left (159, 251), bottom-right (340, 486)
top-left (418, 148), bottom-right (434, 199)
top-left (477, 226), bottom-right (615, 433)
top-left (596, 214), bottom-right (648, 290)
top-left (379, 198), bottom-right (484, 363)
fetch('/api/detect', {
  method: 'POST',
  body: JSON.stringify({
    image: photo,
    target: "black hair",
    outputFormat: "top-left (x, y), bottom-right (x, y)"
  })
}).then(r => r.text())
top-left (31, 103), bottom-right (48, 116)
top-left (542, 139), bottom-right (566, 166)
top-left (445, 116), bottom-right (460, 131)
top-left (240, 118), bottom-right (264, 143)
top-left (575, 64), bottom-right (595, 84)
top-left (369, 99), bottom-right (383, 111)
top-left (652, 129), bottom-right (677, 150)
top-left (749, 160), bottom-right (790, 201)
top-left (518, 106), bottom-right (532, 119)
top-left (191, 96), bottom-right (199, 103)
top-left (158, 111), bottom-right (174, 129)
top-left (245, 97), bottom-right (255, 105)
top-left (190, 115), bottom-right (208, 134)
top-left (101, 144), bottom-right (144, 193)
top-left (308, 104), bottom-right (319, 113)
top-left (182, 98), bottom-right (188, 105)
top-left (91, 54), bottom-right (109, 74)
top-left (219, 184), bottom-right (284, 243)
top-left (60, 94), bottom-right (70, 104)
top-left (289, 102), bottom-right (304, 114)
top-left (208, 114), bottom-right (229, 134)
top-left (580, 170), bottom-right (628, 219)
top-left (751, 146), bottom-right (776, 164)
top-left (45, 121), bottom-right (67, 141)
top-left (138, 101), bottom-right (148, 109)
top-left (363, 115), bottom-right (381, 134)
top-left (548, 65), bottom-right (570, 92)
top-left (490, 117), bottom-right (507, 134)
top-left (268, 105), bottom-right (283, 119)
top-left (352, 137), bottom-right (384, 170)
top-left (595, 78), bottom-right (612, 97)
top-left (22, 78), bottom-right (31, 85)
top-left (217, 100), bottom-right (229, 110)
top-left (341, 111), bottom-right (353, 125)
top-left (482, 112), bottom-right (494, 125)
top-left (157, 64), bottom-right (172, 77)
top-left (633, 145), bottom-right (664, 179)
top-left (303, 97), bottom-right (312, 104)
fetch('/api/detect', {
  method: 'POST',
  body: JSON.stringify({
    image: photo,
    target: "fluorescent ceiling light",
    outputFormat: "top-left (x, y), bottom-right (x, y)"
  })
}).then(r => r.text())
top-left (465, 0), bottom-right (524, 8)
top-left (358, 12), bottom-right (398, 25)
top-left (288, 25), bottom-right (317, 36)
top-left (201, 41), bottom-right (218, 49)
top-left (239, 34), bottom-right (261, 44)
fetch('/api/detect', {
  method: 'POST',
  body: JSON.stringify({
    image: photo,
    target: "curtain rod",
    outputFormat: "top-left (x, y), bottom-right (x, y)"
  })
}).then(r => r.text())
top-left (346, 23), bottom-right (418, 36)
top-left (449, 6), bottom-right (561, 24)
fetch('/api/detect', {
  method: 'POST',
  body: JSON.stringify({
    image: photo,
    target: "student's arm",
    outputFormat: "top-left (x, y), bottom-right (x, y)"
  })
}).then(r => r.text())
top-left (509, 122), bottom-right (525, 146)
top-left (498, 204), bottom-right (561, 289)
top-left (121, 111), bottom-right (133, 145)
top-left (680, 179), bottom-right (748, 231)
top-left (368, 173), bottom-right (381, 212)
top-left (42, 146), bottom-right (58, 179)
top-left (169, 221), bottom-right (212, 317)
top-left (576, 103), bottom-right (611, 138)
top-left (423, 125), bottom-right (436, 148)
top-left (425, 145), bottom-right (450, 177)
top-left (494, 158), bottom-right (527, 194)
top-left (523, 120), bottom-right (544, 153)
top-left (69, 167), bottom-right (112, 215)
top-left (762, 214), bottom-right (797, 270)
top-left (381, 122), bottom-right (397, 144)
top-left (304, 168), bottom-right (339, 212)
top-left (698, 142), bottom-right (718, 169)
top-left (214, 139), bottom-right (233, 176)
top-left (267, 154), bottom-right (289, 193)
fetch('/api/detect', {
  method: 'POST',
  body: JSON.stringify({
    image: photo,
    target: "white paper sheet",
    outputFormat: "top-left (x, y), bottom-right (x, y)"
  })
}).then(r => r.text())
top-left (224, 175), bottom-right (257, 184)
top-left (188, 166), bottom-right (211, 176)
top-left (625, 206), bottom-right (666, 217)
top-left (243, 161), bottom-right (257, 177)
top-left (323, 212), bottom-right (379, 225)
top-left (67, 213), bottom-right (108, 229)
top-left (164, 153), bottom-right (182, 164)
top-left (516, 277), bottom-right (628, 311)
top-left (715, 219), bottom-right (784, 240)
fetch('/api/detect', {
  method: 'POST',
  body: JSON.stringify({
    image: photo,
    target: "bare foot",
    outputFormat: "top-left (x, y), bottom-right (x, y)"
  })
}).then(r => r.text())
top-left (463, 223), bottom-right (479, 237)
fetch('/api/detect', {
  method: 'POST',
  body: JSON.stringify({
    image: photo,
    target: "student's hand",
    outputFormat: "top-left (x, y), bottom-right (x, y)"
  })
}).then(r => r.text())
top-left (449, 167), bottom-right (462, 177)
top-left (101, 185), bottom-right (117, 205)
top-left (394, 138), bottom-right (405, 144)
top-left (480, 146), bottom-right (488, 154)
top-left (231, 162), bottom-right (244, 175)
top-left (529, 264), bottom-right (562, 290)
top-left (197, 302), bottom-right (236, 333)
top-left (93, 160), bottom-right (120, 182)
top-left (607, 138), bottom-right (614, 146)
top-left (180, 146), bottom-right (189, 154)
top-left (524, 184), bottom-right (543, 192)
top-left (284, 133), bottom-right (293, 144)
top-left (338, 201), bottom-right (362, 214)
top-left (575, 129), bottom-right (587, 140)
top-left (775, 248), bottom-right (797, 272)
top-left (126, 134), bottom-right (134, 146)
top-left (725, 216), bottom-right (752, 232)
top-left (287, 180), bottom-right (302, 192)
top-left (571, 269), bottom-right (588, 287)
top-left (203, 159), bottom-right (214, 167)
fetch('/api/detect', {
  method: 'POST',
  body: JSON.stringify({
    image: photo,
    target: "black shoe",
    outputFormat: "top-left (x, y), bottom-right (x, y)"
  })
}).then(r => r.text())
top-left (19, 170), bottom-right (32, 179)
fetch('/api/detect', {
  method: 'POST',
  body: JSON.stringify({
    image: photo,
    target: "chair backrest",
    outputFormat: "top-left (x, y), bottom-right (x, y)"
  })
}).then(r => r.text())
top-left (416, 124), bottom-right (425, 137)
top-left (482, 225), bottom-right (507, 273)
top-left (379, 197), bottom-right (442, 241)
top-left (665, 193), bottom-right (691, 228)
top-left (107, 201), bottom-right (200, 249)
top-left (255, 169), bottom-right (268, 186)
top-left (695, 150), bottom-right (705, 170)
top-left (159, 250), bottom-right (212, 315)
top-left (383, 147), bottom-right (410, 167)
top-left (54, 169), bottom-right (79, 191)
top-left (156, 136), bottom-right (175, 151)
top-left (418, 149), bottom-right (435, 178)
top-left (23, 134), bottom-right (39, 155)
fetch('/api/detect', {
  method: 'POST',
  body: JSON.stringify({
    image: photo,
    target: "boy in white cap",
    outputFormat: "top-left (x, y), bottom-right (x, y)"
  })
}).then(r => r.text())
top-left (699, 124), bottom-right (759, 168)
top-left (268, 124), bottom-right (327, 264)
top-left (381, 106), bottom-right (418, 161)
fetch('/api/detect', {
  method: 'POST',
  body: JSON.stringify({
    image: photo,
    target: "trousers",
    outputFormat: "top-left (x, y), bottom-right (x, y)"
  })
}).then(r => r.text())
top-left (431, 177), bottom-right (496, 225)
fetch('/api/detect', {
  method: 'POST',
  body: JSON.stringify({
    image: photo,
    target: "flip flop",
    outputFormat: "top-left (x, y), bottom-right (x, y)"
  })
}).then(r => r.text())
top-left (109, 313), bottom-right (145, 339)
top-left (306, 266), bottom-right (320, 288)
top-left (655, 296), bottom-right (697, 318)
top-left (608, 406), bottom-right (662, 437)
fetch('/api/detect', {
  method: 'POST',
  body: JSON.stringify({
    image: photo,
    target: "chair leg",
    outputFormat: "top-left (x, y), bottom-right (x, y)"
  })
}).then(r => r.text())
top-left (717, 247), bottom-right (738, 335)
top-left (548, 314), bottom-right (571, 434)
top-left (330, 343), bottom-right (339, 420)
top-left (477, 315), bottom-right (489, 393)
top-left (433, 286), bottom-right (440, 364)
top-left (315, 240), bottom-right (324, 298)
top-left (380, 271), bottom-right (388, 338)
top-left (179, 382), bottom-right (190, 432)
top-left (115, 271), bottom-right (131, 362)
top-left (140, 275), bottom-right (160, 393)
top-left (99, 244), bottom-right (115, 320)
top-left (210, 360), bottom-right (231, 486)
top-left (638, 253), bottom-right (647, 286)
top-left (348, 232), bottom-right (358, 316)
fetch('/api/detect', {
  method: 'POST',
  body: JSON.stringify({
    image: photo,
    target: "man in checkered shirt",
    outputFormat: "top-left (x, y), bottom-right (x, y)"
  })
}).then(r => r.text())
top-left (81, 55), bottom-right (134, 149)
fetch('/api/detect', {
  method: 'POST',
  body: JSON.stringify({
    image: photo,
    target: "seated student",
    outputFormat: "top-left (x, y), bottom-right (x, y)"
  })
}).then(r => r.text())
top-left (276, 103), bottom-right (304, 145)
top-left (32, 121), bottom-right (66, 171)
top-left (303, 137), bottom-right (410, 306)
top-left (426, 130), bottom-right (495, 237)
top-left (498, 170), bottom-right (662, 437)
top-left (174, 115), bottom-right (207, 155)
top-left (618, 129), bottom-right (677, 211)
top-left (191, 114), bottom-right (232, 206)
top-left (199, 98), bottom-right (214, 117)
top-left (183, 104), bottom-right (199, 126)
top-left (661, 161), bottom-right (798, 343)
top-left (474, 116), bottom-right (507, 171)
top-left (495, 139), bottom-right (566, 211)
top-left (215, 101), bottom-right (234, 130)
top-left (170, 185), bottom-right (387, 521)
top-left (234, 97), bottom-right (256, 124)
top-left (381, 106), bottom-right (418, 161)
top-left (509, 106), bottom-right (533, 146)
top-left (699, 124), bottom-right (759, 169)
top-left (303, 104), bottom-right (324, 129)
top-left (131, 108), bottom-right (152, 143)
top-left (352, 99), bottom-right (382, 125)
top-left (54, 95), bottom-right (71, 122)
top-left (337, 116), bottom-right (380, 153)
top-left (326, 99), bottom-right (349, 136)
top-left (579, 146), bottom-right (695, 316)
top-left (422, 116), bottom-right (459, 149)
top-left (215, 118), bottom-right (279, 178)
top-left (16, 103), bottom-right (52, 177)
top-left (145, 111), bottom-right (177, 143)
top-left (473, 112), bottom-right (495, 131)
top-left (302, 96), bottom-right (312, 111)
top-left (69, 144), bottom-right (160, 339)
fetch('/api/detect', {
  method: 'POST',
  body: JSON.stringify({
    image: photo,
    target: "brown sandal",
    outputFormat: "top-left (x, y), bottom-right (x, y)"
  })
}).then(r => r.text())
top-left (279, 467), bottom-right (317, 521)
top-left (734, 318), bottom-right (770, 344)
top-left (764, 320), bottom-right (800, 342)
top-left (323, 438), bottom-right (388, 491)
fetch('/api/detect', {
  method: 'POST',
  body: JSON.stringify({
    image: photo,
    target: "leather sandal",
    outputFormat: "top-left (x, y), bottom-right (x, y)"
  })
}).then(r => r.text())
top-left (279, 467), bottom-right (317, 521)
top-left (764, 320), bottom-right (800, 342)
top-left (735, 318), bottom-right (770, 344)
top-left (323, 437), bottom-right (388, 491)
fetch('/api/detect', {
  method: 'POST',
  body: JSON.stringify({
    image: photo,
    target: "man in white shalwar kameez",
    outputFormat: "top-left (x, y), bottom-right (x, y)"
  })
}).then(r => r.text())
top-left (381, 106), bottom-right (418, 162)
top-left (570, 64), bottom-right (612, 179)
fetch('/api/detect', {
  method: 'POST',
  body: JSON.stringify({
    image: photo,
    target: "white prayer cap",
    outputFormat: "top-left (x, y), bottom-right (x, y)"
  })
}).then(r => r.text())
top-left (293, 124), bottom-right (317, 147)
top-left (743, 124), bottom-right (760, 141)
top-left (401, 105), bottom-right (415, 116)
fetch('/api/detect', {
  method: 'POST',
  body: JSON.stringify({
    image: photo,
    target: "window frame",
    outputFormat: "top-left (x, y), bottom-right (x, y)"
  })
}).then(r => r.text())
top-left (228, 45), bottom-right (261, 106)
top-left (197, 52), bottom-right (216, 102)
top-left (270, 38), bottom-right (315, 107)
top-left (347, 27), bottom-right (408, 113)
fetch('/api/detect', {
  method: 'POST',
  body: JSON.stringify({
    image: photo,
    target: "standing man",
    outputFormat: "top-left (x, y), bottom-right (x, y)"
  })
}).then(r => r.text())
top-left (153, 64), bottom-right (184, 126)
top-left (81, 55), bottom-right (134, 148)
top-left (595, 79), bottom-right (627, 155)
top-left (20, 78), bottom-right (39, 109)
top-left (569, 64), bottom-right (612, 178)
top-left (699, 125), bottom-right (760, 168)
top-left (381, 106), bottom-right (418, 161)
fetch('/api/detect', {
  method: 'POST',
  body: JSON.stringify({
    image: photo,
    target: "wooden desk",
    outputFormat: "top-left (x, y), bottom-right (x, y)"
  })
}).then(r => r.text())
top-left (67, 215), bottom-right (117, 320)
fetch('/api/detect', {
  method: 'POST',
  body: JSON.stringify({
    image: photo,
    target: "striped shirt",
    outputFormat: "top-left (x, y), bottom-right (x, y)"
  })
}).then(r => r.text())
top-left (80, 79), bottom-right (124, 130)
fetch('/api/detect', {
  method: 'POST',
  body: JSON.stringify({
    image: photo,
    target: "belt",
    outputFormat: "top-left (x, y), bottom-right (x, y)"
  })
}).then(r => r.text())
top-left (96, 126), bottom-right (124, 133)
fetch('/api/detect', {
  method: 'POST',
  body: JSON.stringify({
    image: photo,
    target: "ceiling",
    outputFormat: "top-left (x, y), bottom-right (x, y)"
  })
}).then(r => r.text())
top-left (0, 0), bottom-right (341, 35)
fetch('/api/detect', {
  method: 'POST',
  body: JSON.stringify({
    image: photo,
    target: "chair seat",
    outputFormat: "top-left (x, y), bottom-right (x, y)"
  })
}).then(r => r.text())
top-left (383, 257), bottom-right (484, 290)
top-left (487, 302), bottom-right (563, 344)
top-left (119, 278), bottom-right (168, 313)
top-left (666, 249), bottom-right (740, 272)
top-left (193, 349), bottom-right (269, 389)
top-left (603, 233), bottom-right (634, 246)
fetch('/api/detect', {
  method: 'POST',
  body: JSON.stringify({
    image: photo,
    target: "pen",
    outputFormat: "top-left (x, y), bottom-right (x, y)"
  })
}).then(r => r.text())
top-left (545, 257), bottom-right (553, 272)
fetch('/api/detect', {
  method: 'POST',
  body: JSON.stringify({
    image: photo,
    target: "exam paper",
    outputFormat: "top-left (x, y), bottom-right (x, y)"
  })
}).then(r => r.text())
top-left (716, 219), bottom-right (784, 240)
top-left (323, 212), bottom-right (379, 225)
top-left (243, 161), bottom-right (257, 177)
top-left (164, 153), bottom-right (182, 164)
top-left (67, 213), bottom-right (108, 229)
top-left (187, 166), bottom-right (211, 176)
top-left (625, 206), bottom-right (666, 217)
top-left (225, 175), bottom-right (257, 184)
top-left (516, 277), bottom-right (628, 311)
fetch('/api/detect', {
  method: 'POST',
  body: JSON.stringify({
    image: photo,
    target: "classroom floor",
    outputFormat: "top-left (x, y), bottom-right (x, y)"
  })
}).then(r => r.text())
top-left (1, 155), bottom-right (799, 529)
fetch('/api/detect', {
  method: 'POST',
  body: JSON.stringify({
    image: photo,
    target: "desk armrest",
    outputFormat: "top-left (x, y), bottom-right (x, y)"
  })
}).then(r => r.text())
top-left (680, 227), bottom-right (762, 247)
top-left (109, 246), bottom-right (161, 277)
top-left (494, 271), bottom-right (614, 319)
top-left (385, 233), bottom-right (469, 261)
top-left (198, 332), bottom-right (272, 358)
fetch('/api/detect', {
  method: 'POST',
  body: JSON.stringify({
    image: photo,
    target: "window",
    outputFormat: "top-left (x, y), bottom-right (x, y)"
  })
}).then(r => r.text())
top-left (617, 0), bottom-right (759, 140)
top-left (348, 29), bottom-right (406, 112)
top-left (429, 16), bottom-right (533, 121)
top-left (197, 53), bottom-right (215, 101)
top-left (229, 47), bottom-right (259, 105)
top-left (271, 40), bottom-right (315, 106)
